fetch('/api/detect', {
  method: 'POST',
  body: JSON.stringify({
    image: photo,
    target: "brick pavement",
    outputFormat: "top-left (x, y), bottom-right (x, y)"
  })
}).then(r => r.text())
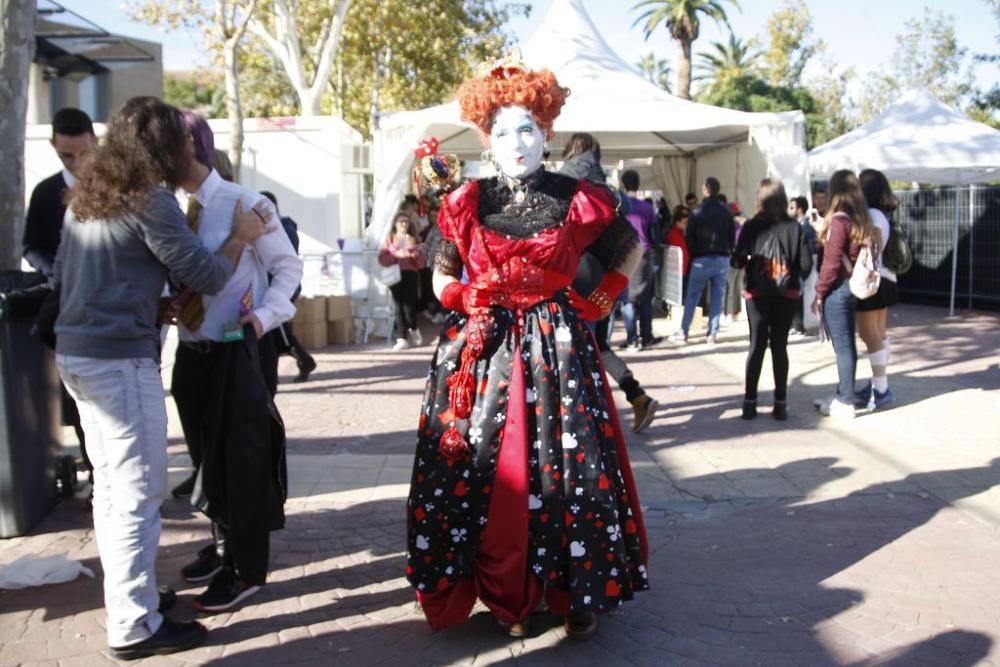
top-left (1, 304), bottom-right (998, 666)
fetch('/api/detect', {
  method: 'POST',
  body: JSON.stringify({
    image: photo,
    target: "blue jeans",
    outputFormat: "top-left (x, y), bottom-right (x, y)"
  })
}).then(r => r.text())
top-left (680, 255), bottom-right (729, 337)
top-left (57, 354), bottom-right (167, 647)
top-left (621, 291), bottom-right (653, 344)
top-left (822, 281), bottom-right (858, 403)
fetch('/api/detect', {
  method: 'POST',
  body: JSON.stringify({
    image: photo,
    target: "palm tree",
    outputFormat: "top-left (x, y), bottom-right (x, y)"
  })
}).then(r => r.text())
top-left (636, 52), bottom-right (673, 93)
top-left (632, 0), bottom-right (741, 100)
top-left (694, 32), bottom-right (758, 90)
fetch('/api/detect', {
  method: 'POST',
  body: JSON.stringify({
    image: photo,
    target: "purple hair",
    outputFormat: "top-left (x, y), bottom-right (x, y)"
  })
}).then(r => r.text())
top-left (182, 110), bottom-right (214, 168)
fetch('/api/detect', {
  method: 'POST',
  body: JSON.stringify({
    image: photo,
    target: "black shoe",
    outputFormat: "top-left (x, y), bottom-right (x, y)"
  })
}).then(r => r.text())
top-left (772, 401), bottom-right (788, 421)
top-left (192, 569), bottom-right (261, 612)
top-left (171, 474), bottom-right (196, 499)
top-left (640, 336), bottom-right (664, 349)
top-left (158, 585), bottom-right (177, 612)
top-left (742, 400), bottom-right (757, 420)
top-left (181, 544), bottom-right (222, 583)
top-left (564, 611), bottom-right (598, 640)
top-left (294, 355), bottom-right (317, 383)
top-left (109, 618), bottom-right (207, 661)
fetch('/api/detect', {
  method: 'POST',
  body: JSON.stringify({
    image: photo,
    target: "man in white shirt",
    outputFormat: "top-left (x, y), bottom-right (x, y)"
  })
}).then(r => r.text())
top-left (170, 113), bottom-right (303, 612)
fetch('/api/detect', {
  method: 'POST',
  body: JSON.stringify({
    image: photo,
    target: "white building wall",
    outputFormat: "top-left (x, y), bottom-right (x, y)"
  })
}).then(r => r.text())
top-left (24, 115), bottom-right (367, 252)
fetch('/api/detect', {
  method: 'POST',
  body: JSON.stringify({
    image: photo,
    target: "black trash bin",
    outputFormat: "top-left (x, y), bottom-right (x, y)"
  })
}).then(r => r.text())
top-left (0, 270), bottom-right (62, 538)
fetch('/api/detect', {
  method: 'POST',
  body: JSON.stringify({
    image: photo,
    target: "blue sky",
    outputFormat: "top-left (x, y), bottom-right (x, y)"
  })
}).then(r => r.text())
top-left (57, 0), bottom-right (999, 94)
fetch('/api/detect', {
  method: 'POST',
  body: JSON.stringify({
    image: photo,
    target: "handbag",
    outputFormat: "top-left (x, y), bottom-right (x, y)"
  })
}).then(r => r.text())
top-left (376, 261), bottom-right (402, 287)
top-left (842, 241), bottom-right (880, 300)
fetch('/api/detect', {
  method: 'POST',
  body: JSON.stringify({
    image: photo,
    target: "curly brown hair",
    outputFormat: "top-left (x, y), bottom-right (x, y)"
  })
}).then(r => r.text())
top-left (70, 97), bottom-right (189, 221)
top-left (457, 68), bottom-right (569, 139)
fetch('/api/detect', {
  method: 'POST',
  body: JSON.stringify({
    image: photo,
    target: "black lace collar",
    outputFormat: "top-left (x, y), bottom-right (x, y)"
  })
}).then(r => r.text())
top-left (477, 168), bottom-right (577, 240)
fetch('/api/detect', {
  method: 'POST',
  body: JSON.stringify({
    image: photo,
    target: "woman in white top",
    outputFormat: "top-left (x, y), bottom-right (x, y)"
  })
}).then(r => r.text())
top-left (855, 169), bottom-right (900, 409)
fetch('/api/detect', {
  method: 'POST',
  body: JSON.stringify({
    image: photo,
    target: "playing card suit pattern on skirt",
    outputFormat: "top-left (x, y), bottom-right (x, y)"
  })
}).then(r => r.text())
top-left (406, 295), bottom-right (649, 618)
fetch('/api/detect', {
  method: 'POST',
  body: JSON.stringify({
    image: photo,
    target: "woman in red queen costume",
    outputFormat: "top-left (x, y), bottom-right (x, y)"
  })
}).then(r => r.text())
top-left (405, 54), bottom-right (649, 640)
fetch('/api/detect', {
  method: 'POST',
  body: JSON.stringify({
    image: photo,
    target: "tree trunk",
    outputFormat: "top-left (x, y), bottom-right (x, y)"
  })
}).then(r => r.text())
top-left (0, 0), bottom-right (36, 270)
top-left (677, 39), bottom-right (692, 101)
top-left (223, 41), bottom-right (244, 182)
top-left (299, 89), bottom-right (321, 117)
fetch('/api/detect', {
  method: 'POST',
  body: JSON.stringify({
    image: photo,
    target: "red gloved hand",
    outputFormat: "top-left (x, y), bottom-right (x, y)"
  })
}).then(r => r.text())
top-left (569, 270), bottom-right (629, 321)
top-left (439, 281), bottom-right (494, 315)
top-left (568, 288), bottom-right (603, 320)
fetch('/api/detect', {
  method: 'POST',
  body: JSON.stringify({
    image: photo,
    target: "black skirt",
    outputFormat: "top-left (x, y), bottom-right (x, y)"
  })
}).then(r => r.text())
top-left (857, 277), bottom-right (899, 311)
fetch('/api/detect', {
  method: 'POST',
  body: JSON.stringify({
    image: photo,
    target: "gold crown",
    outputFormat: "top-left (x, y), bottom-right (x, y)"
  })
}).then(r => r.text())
top-left (475, 48), bottom-right (527, 79)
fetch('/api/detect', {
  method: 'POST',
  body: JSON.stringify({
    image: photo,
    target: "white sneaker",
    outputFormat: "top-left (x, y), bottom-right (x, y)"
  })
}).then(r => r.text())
top-left (818, 398), bottom-right (855, 419)
top-left (813, 395), bottom-right (836, 410)
top-left (392, 338), bottom-right (411, 351)
top-left (667, 331), bottom-right (688, 344)
top-left (409, 328), bottom-right (423, 346)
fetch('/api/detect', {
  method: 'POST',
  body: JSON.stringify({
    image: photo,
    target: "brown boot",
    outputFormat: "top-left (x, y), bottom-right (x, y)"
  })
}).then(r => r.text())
top-left (564, 611), bottom-right (597, 639)
top-left (630, 394), bottom-right (659, 433)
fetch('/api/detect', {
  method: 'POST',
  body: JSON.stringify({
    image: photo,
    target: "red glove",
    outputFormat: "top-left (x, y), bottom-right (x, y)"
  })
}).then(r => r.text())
top-left (439, 281), bottom-right (494, 315)
top-left (569, 270), bottom-right (629, 321)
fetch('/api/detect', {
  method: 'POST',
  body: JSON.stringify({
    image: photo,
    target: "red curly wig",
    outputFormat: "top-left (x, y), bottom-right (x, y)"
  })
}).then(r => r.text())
top-left (457, 68), bottom-right (569, 139)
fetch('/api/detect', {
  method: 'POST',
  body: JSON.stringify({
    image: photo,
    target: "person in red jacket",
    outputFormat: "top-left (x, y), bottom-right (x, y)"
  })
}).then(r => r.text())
top-left (665, 205), bottom-right (690, 314)
top-left (666, 205), bottom-right (690, 273)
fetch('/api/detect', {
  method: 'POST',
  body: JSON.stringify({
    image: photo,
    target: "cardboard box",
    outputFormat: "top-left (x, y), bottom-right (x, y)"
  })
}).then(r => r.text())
top-left (327, 318), bottom-right (354, 345)
top-left (294, 296), bottom-right (327, 325)
top-left (298, 320), bottom-right (329, 350)
top-left (326, 295), bottom-right (352, 321)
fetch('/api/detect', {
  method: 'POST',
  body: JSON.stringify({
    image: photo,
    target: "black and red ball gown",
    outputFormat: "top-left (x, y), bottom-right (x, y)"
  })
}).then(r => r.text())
top-left (405, 168), bottom-right (649, 629)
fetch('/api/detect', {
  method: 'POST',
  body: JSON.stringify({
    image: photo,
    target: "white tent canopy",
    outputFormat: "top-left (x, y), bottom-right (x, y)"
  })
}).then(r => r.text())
top-left (366, 0), bottom-right (808, 245)
top-left (809, 89), bottom-right (1000, 317)
top-left (808, 88), bottom-right (1000, 185)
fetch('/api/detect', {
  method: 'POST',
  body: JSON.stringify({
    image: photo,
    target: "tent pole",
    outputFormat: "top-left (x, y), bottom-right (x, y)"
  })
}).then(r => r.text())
top-left (948, 178), bottom-right (960, 318)
top-left (968, 184), bottom-right (975, 310)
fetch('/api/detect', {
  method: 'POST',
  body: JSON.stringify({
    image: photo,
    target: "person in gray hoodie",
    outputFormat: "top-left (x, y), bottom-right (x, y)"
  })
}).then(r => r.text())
top-left (53, 97), bottom-right (270, 661)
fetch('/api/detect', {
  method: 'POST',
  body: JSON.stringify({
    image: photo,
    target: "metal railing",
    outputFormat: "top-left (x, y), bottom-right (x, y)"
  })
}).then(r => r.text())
top-left (894, 185), bottom-right (1000, 312)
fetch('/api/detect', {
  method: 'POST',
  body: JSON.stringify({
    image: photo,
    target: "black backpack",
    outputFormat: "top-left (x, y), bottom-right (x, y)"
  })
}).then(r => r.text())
top-left (749, 225), bottom-right (794, 297)
top-left (882, 215), bottom-right (913, 275)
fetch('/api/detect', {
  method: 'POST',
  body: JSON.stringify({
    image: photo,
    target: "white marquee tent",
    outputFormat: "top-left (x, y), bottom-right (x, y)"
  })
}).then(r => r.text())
top-left (808, 88), bottom-right (1000, 185)
top-left (808, 89), bottom-right (1000, 315)
top-left (366, 0), bottom-right (809, 246)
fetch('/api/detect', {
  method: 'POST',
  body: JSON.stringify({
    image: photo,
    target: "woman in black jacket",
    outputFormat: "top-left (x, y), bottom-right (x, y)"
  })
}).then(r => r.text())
top-left (731, 179), bottom-right (812, 420)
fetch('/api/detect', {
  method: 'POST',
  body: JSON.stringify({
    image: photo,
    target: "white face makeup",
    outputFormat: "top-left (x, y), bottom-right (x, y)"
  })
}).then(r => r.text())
top-left (489, 105), bottom-right (545, 180)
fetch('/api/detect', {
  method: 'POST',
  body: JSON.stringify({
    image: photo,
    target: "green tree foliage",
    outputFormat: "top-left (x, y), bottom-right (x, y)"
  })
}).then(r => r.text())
top-left (694, 32), bottom-right (757, 91)
top-left (163, 70), bottom-right (226, 118)
top-left (236, 0), bottom-right (527, 136)
top-left (752, 0), bottom-right (852, 147)
top-left (805, 56), bottom-right (857, 146)
top-left (127, 0), bottom-right (257, 179)
top-left (245, 0), bottom-right (352, 116)
top-left (760, 0), bottom-right (821, 89)
top-left (636, 52), bottom-right (672, 92)
top-left (857, 7), bottom-right (973, 122)
top-left (698, 74), bottom-right (830, 149)
top-left (337, 0), bottom-right (528, 137)
top-left (969, 0), bottom-right (999, 127)
top-left (631, 0), bottom-right (741, 100)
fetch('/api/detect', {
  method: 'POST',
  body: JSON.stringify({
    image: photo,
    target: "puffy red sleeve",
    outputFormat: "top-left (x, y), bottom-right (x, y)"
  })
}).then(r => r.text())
top-left (436, 181), bottom-right (479, 262)
top-left (566, 179), bottom-right (618, 252)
